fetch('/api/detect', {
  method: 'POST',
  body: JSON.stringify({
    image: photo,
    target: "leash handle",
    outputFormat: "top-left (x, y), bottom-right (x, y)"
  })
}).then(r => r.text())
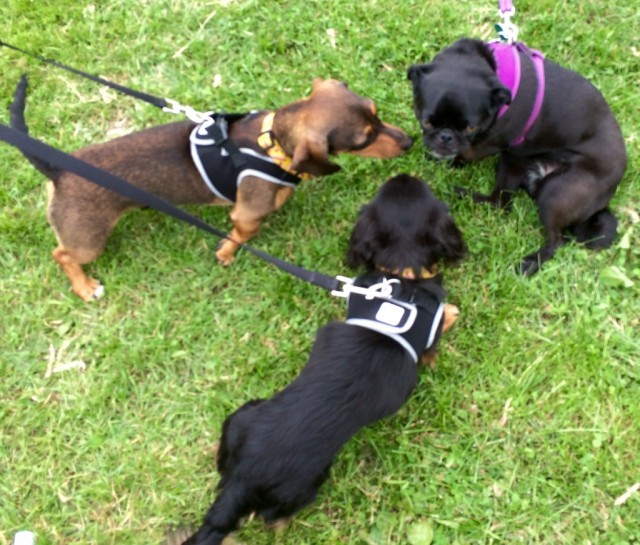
top-left (0, 122), bottom-right (341, 293)
top-left (0, 39), bottom-right (204, 118)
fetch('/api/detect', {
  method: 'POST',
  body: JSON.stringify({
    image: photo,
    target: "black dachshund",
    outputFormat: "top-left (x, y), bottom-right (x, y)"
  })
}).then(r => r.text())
top-left (180, 174), bottom-right (466, 545)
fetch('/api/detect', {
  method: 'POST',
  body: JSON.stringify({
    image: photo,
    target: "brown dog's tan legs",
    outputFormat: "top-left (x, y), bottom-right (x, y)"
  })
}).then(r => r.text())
top-left (216, 186), bottom-right (293, 265)
top-left (216, 215), bottom-right (262, 266)
top-left (421, 303), bottom-right (460, 368)
top-left (52, 246), bottom-right (104, 301)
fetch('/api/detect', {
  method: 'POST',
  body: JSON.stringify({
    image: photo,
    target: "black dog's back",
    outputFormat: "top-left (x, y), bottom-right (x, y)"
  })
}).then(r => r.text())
top-left (186, 322), bottom-right (417, 544)
top-left (182, 174), bottom-right (465, 545)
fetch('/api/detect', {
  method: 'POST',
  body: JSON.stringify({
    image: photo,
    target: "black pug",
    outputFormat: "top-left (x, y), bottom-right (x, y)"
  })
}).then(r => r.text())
top-left (408, 38), bottom-right (627, 275)
top-left (179, 174), bottom-right (466, 545)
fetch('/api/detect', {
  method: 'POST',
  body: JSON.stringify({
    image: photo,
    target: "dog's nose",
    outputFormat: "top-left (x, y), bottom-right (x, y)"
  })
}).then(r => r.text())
top-left (438, 130), bottom-right (455, 144)
top-left (402, 135), bottom-right (414, 150)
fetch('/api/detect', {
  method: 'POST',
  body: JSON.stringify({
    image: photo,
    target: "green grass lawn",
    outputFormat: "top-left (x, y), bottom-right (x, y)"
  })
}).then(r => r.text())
top-left (1, 1), bottom-right (639, 544)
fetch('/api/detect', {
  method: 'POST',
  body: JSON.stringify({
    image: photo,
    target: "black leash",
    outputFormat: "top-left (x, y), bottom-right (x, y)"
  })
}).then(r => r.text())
top-left (0, 39), bottom-right (170, 110)
top-left (0, 122), bottom-right (342, 292)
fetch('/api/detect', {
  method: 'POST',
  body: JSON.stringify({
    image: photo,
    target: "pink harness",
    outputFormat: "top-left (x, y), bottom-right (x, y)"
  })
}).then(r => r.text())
top-left (488, 42), bottom-right (545, 147)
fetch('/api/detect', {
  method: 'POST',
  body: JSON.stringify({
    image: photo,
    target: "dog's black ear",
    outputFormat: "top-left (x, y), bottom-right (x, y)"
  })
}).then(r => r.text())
top-left (491, 85), bottom-right (512, 107)
top-left (407, 64), bottom-right (432, 82)
top-left (346, 204), bottom-right (379, 269)
top-left (428, 206), bottom-right (468, 266)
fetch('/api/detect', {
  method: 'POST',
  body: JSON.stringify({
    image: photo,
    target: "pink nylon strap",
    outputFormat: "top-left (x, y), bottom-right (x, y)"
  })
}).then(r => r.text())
top-left (488, 41), bottom-right (545, 147)
top-left (498, 0), bottom-right (514, 13)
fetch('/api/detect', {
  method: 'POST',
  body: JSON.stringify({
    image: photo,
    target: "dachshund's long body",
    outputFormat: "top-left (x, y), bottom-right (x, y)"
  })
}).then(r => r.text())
top-left (9, 76), bottom-right (411, 301)
top-left (189, 323), bottom-right (419, 544)
top-left (182, 175), bottom-right (467, 545)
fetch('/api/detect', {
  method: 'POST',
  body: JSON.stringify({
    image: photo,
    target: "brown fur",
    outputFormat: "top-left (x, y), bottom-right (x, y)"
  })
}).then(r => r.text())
top-left (12, 78), bottom-right (412, 300)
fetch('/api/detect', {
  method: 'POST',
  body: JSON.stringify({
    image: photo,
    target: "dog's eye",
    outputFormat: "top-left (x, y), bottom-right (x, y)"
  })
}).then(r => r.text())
top-left (464, 126), bottom-right (477, 134)
top-left (422, 120), bottom-right (432, 130)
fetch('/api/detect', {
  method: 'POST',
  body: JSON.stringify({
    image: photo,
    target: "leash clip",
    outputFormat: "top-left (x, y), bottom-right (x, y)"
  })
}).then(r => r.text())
top-left (496, 5), bottom-right (519, 43)
top-left (163, 97), bottom-right (209, 124)
top-left (331, 275), bottom-right (400, 300)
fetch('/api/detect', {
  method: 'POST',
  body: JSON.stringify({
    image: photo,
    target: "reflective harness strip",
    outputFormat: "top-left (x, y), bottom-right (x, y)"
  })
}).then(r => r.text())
top-left (344, 276), bottom-right (445, 364)
top-left (189, 114), bottom-right (302, 203)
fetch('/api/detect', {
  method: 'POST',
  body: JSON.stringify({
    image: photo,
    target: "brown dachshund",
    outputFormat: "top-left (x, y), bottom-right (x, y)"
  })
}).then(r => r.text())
top-left (9, 77), bottom-right (412, 301)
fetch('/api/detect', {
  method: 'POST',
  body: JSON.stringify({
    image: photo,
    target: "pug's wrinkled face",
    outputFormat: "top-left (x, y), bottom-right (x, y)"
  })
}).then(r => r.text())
top-left (408, 60), bottom-right (511, 160)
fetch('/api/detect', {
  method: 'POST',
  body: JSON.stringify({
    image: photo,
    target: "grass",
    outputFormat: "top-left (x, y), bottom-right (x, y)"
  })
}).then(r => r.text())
top-left (1, 0), bottom-right (639, 544)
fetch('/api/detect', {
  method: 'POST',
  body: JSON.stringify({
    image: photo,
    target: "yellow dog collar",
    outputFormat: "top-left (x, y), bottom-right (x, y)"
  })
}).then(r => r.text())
top-left (378, 266), bottom-right (439, 280)
top-left (257, 112), bottom-right (313, 180)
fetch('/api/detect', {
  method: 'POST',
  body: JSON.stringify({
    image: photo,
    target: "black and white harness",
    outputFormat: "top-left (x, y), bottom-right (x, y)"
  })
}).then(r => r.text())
top-left (190, 113), bottom-right (303, 202)
top-left (341, 272), bottom-right (446, 363)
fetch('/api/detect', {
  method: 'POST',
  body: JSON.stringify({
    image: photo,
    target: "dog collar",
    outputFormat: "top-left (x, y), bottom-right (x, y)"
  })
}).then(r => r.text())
top-left (377, 266), bottom-right (438, 280)
top-left (257, 112), bottom-right (313, 180)
top-left (488, 41), bottom-right (545, 147)
top-left (344, 274), bottom-right (445, 364)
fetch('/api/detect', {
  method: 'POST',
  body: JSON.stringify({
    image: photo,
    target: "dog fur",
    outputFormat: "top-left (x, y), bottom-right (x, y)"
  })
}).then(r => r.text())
top-left (9, 76), bottom-right (412, 300)
top-left (180, 174), bottom-right (466, 545)
top-left (408, 38), bottom-right (627, 275)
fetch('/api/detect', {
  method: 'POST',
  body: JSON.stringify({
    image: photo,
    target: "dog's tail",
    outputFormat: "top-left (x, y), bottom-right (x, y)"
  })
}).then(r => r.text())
top-left (181, 483), bottom-right (249, 545)
top-left (569, 208), bottom-right (618, 249)
top-left (9, 74), bottom-right (64, 182)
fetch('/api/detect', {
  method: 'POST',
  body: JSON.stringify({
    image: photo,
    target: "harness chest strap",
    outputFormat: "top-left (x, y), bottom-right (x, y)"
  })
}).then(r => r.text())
top-left (189, 113), bottom-right (304, 202)
top-left (345, 281), bottom-right (445, 364)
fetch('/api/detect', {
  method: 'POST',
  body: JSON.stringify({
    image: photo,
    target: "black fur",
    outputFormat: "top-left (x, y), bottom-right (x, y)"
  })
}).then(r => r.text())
top-left (181, 174), bottom-right (466, 545)
top-left (408, 38), bottom-right (627, 275)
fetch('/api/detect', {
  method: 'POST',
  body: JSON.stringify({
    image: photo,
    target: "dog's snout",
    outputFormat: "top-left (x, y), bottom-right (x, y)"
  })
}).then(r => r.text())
top-left (438, 130), bottom-right (455, 144)
top-left (402, 135), bottom-right (414, 151)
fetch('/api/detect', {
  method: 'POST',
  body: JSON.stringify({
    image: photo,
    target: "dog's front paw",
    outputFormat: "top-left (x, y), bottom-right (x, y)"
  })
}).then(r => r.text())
top-left (442, 303), bottom-right (460, 333)
top-left (454, 186), bottom-right (470, 199)
top-left (215, 240), bottom-right (237, 266)
top-left (421, 350), bottom-right (438, 369)
top-left (450, 156), bottom-right (468, 168)
top-left (163, 525), bottom-right (197, 545)
top-left (73, 278), bottom-right (105, 302)
top-left (517, 255), bottom-right (541, 276)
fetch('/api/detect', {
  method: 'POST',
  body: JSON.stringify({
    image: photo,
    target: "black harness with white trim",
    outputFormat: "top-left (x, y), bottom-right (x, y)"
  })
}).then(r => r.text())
top-left (344, 272), bottom-right (446, 363)
top-left (190, 113), bottom-right (303, 202)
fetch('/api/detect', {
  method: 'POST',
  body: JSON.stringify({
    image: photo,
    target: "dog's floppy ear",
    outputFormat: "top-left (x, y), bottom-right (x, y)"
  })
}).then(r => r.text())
top-left (407, 64), bottom-right (432, 83)
top-left (346, 204), bottom-right (380, 269)
top-left (491, 84), bottom-right (512, 107)
top-left (291, 135), bottom-right (341, 177)
top-left (428, 205), bottom-right (467, 266)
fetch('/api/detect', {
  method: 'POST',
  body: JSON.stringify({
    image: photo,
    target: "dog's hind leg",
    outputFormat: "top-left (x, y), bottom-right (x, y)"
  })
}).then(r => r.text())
top-left (183, 485), bottom-right (250, 545)
top-left (47, 185), bottom-right (124, 301)
top-left (51, 245), bottom-right (105, 301)
top-left (518, 166), bottom-right (617, 275)
top-left (568, 208), bottom-right (618, 249)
